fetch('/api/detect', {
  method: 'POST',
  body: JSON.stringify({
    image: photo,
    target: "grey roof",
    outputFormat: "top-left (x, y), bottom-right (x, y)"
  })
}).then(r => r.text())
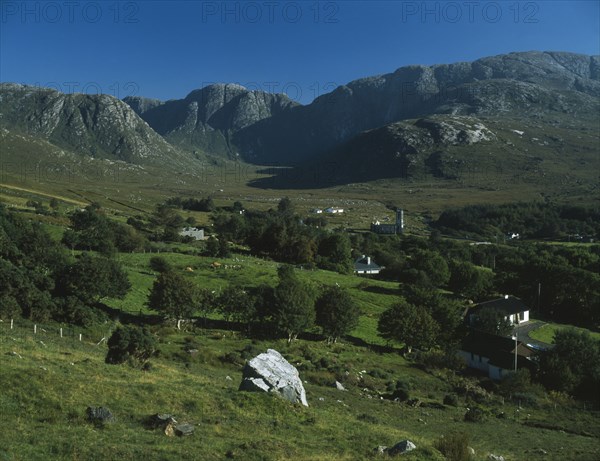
top-left (472, 295), bottom-right (529, 316)
top-left (354, 256), bottom-right (381, 272)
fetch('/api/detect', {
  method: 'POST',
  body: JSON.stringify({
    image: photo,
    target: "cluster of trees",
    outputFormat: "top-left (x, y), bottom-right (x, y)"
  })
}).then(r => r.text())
top-left (539, 328), bottom-right (600, 402)
top-left (378, 287), bottom-right (465, 352)
top-left (435, 202), bottom-right (600, 240)
top-left (165, 196), bottom-right (216, 212)
top-left (63, 203), bottom-right (146, 254)
top-left (349, 230), bottom-right (599, 329)
top-left (211, 198), bottom-right (353, 272)
top-left (146, 262), bottom-right (360, 343)
top-left (0, 205), bottom-right (131, 325)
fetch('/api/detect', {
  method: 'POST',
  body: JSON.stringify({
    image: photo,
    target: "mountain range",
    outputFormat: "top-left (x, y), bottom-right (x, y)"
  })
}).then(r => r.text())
top-left (1, 51), bottom-right (598, 190)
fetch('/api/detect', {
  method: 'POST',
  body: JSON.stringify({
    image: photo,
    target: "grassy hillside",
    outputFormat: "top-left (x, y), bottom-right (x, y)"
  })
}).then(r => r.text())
top-left (1, 318), bottom-right (599, 461)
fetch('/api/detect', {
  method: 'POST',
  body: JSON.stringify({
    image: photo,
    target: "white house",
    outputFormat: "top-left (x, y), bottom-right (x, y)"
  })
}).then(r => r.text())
top-left (469, 295), bottom-right (530, 326)
top-left (354, 255), bottom-right (381, 275)
top-left (180, 227), bottom-right (205, 240)
top-left (458, 331), bottom-right (536, 380)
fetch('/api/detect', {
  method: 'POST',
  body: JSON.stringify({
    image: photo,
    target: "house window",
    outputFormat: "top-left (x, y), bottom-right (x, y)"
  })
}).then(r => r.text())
top-left (479, 355), bottom-right (482, 363)
top-left (471, 352), bottom-right (474, 361)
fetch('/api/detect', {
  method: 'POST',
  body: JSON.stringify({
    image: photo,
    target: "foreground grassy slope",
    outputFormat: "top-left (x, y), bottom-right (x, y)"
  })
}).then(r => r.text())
top-left (1, 321), bottom-right (599, 461)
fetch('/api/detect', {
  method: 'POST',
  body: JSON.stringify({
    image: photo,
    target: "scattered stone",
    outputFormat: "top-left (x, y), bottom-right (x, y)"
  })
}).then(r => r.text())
top-left (335, 381), bottom-right (346, 391)
top-left (387, 440), bottom-right (417, 456)
top-left (488, 455), bottom-right (505, 461)
top-left (186, 349), bottom-right (199, 355)
top-left (86, 406), bottom-right (115, 425)
top-left (406, 398), bottom-right (422, 407)
top-left (149, 413), bottom-right (177, 429)
top-left (6, 351), bottom-right (22, 359)
top-left (468, 447), bottom-right (476, 456)
top-left (535, 448), bottom-right (548, 455)
top-left (175, 423), bottom-right (195, 436)
top-left (225, 375), bottom-right (233, 381)
top-left (239, 349), bottom-right (308, 407)
top-left (374, 446), bottom-right (387, 455)
top-left (164, 421), bottom-right (176, 437)
top-left (318, 397), bottom-right (325, 401)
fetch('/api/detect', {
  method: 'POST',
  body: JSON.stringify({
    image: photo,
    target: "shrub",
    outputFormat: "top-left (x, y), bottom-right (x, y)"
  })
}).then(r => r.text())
top-left (391, 388), bottom-right (410, 401)
top-left (416, 349), bottom-right (465, 371)
top-left (434, 432), bottom-right (472, 461)
top-left (105, 325), bottom-right (157, 367)
top-left (149, 256), bottom-right (171, 273)
top-left (444, 394), bottom-right (459, 406)
top-left (464, 407), bottom-right (485, 423)
top-left (305, 370), bottom-right (336, 387)
top-left (240, 344), bottom-right (263, 360)
top-left (368, 368), bottom-right (390, 380)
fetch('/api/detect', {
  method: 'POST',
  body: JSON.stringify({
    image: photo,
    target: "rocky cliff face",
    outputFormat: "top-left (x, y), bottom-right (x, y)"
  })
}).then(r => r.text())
top-left (123, 83), bottom-right (298, 157)
top-left (2, 51), bottom-right (597, 182)
top-left (234, 51), bottom-right (599, 163)
top-left (0, 83), bottom-right (190, 167)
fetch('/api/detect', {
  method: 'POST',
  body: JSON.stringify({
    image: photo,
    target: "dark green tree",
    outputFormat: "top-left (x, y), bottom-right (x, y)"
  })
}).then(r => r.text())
top-left (378, 299), bottom-right (440, 352)
top-left (147, 270), bottom-right (198, 325)
top-left (217, 286), bottom-right (257, 325)
top-left (470, 307), bottom-right (513, 336)
top-left (149, 256), bottom-right (172, 273)
top-left (448, 259), bottom-right (494, 300)
top-left (272, 266), bottom-right (317, 341)
top-left (315, 285), bottom-right (361, 343)
top-left (277, 197), bottom-right (295, 215)
top-left (105, 325), bottom-right (157, 366)
top-left (539, 328), bottom-right (600, 401)
top-left (317, 233), bottom-right (353, 273)
top-left (56, 253), bottom-right (130, 305)
top-left (0, 295), bottom-right (20, 320)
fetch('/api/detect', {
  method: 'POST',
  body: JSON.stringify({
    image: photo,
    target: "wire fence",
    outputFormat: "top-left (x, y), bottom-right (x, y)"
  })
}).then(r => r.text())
top-left (0, 317), bottom-right (114, 350)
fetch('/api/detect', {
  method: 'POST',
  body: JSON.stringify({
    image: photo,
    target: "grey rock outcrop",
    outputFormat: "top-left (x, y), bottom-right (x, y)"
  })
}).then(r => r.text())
top-left (86, 406), bottom-right (115, 425)
top-left (235, 51), bottom-right (599, 163)
top-left (0, 83), bottom-right (193, 169)
top-left (377, 440), bottom-right (417, 456)
top-left (239, 349), bottom-right (308, 407)
top-left (488, 455), bottom-right (505, 461)
top-left (124, 84), bottom-right (298, 158)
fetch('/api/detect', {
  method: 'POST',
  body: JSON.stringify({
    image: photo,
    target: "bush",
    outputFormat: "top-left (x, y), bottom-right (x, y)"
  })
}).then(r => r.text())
top-left (105, 325), bottom-right (157, 367)
top-left (416, 349), bottom-right (465, 371)
top-left (149, 256), bottom-right (172, 273)
top-left (391, 388), bottom-right (410, 401)
top-left (305, 370), bottom-right (337, 387)
top-left (434, 432), bottom-right (472, 461)
top-left (444, 394), bottom-right (459, 406)
top-left (240, 343), bottom-right (263, 360)
top-left (464, 407), bottom-right (485, 423)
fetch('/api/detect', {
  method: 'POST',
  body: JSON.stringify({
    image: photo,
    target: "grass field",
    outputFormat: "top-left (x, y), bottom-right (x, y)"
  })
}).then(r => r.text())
top-left (104, 251), bottom-right (400, 346)
top-left (1, 318), bottom-right (599, 461)
top-left (529, 322), bottom-right (600, 344)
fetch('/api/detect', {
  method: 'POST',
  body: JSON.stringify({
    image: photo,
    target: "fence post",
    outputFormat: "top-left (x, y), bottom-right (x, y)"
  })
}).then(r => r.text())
top-left (34, 324), bottom-right (37, 334)
top-left (60, 328), bottom-right (63, 338)
top-left (10, 319), bottom-right (13, 330)
top-left (79, 333), bottom-right (82, 342)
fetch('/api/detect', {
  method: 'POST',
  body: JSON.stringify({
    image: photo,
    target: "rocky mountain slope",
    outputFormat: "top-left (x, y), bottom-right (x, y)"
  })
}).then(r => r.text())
top-left (1, 51), bottom-right (597, 189)
top-left (0, 83), bottom-right (198, 170)
top-left (123, 84), bottom-right (298, 158)
top-left (235, 51), bottom-right (599, 164)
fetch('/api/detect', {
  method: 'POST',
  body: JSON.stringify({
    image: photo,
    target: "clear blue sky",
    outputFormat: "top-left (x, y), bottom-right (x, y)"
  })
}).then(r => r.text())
top-left (1, 1), bottom-right (598, 104)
